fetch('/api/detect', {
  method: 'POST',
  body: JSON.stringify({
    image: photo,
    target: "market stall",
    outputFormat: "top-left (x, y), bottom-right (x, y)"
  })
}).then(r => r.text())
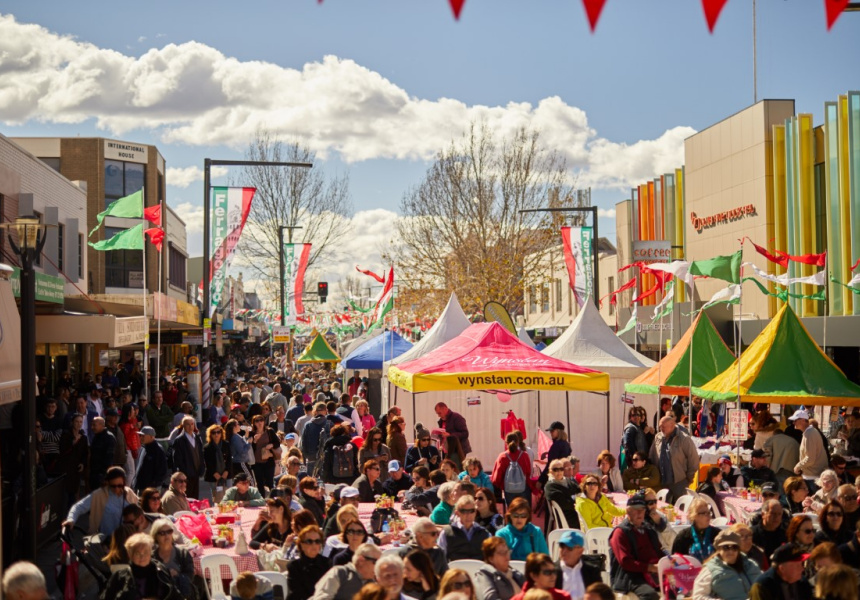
top-left (342, 330), bottom-right (413, 370)
top-left (295, 329), bottom-right (341, 365)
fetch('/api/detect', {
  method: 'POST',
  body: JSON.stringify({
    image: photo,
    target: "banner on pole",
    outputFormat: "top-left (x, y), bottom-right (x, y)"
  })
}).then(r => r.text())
top-left (561, 226), bottom-right (593, 307)
top-left (209, 187), bottom-right (255, 317)
top-left (272, 326), bottom-right (291, 344)
top-left (727, 409), bottom-right (749, 441)
top-left (283, 243), bottom-right (312, 325)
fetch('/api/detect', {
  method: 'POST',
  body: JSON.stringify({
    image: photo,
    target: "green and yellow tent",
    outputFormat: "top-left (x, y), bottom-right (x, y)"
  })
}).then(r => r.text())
top-left (296, 329), bottom-right (341, 364)
top-left (694, 304), bottom-right (860, 406)
top-left (625, 312), bottom-right (735, 396)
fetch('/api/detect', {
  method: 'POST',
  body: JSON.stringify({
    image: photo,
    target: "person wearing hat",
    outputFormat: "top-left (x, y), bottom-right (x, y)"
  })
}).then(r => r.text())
top-left (717, 455), bottom-right (744, 488)
top-left (608, 494), bottom-right (666, 600)
top-left (554, 530), bottom-right (603, 598)
top-left (749, 543), bottom-right (813, 600)
top-left (382, 460), bottom-right (414, 497)
top-left (742, 449), bottom-right (779, 488)
top-left (404, 423), bottom-right (441, 473)
top-left (790, 409), bottom-right (829, 481)
top-left (692, 529), bottom-right (762, 600)
top-left (133, 425), bottom-right (168, 493)
top-left (538, 422), bottom-right (572, 487)
top-left (222, 472), bottom-right (266, 507)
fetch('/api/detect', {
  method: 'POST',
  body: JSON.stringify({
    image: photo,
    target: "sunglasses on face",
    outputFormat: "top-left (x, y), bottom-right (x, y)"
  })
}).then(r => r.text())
top-left (476, 496), bottom-right (487, 502)
top-left (842, 495), bottom-right (858, 501)
top-left (551, 467), bottom-right (564, 472)
top-left (646, 500), bottom-right (657, 506)
top-left (157, 529), bottom-right (173, 536)
top-left (301, 539), bottom-right (323, 545)
top-left (346, 528), bottom-right (365, 535)
top-left (511, 513), bottom-right (529, 519)
top-left (800, 528), bottom-right (814, 534)
top-left (458, 508), bottom-right (476, 514)
top-left (451, 581), bottom-right (472, 590)
top-left (720, 545), bottom-right (740, 551)
top-left (585, 482), bottom-right (599, 487)
top-left (696, 511), bottom-right (710, 517)
top-left (632, 457), bottom-right (645, 462)
top-left (540, 569), bottom-right (558, 576)
top-left (361, 555), bottom-right (378, 563)
top-left (109, 484), bottom-right (125, 490)
top-left (828, 512), bottom-right (844, 518)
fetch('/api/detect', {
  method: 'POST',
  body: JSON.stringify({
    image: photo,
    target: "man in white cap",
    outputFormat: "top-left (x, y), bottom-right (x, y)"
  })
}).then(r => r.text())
top-left (790, 409), bottom-right (829, 481)
top-left (382, 460), bottom-right (413, 497)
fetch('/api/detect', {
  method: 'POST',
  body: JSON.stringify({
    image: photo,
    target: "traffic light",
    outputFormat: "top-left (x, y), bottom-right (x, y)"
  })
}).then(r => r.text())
top-left (318, 282), bottom-right (328, 303)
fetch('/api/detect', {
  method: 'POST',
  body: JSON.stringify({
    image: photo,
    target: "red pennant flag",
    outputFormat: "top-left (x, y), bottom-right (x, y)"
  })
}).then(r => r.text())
top-left (355, 265), bottom-right (385, 283)
top-left (582, 0), bottom-right (608, 33)
top-left (632, 281), bottom-right (661, 304)
top-left (639, 265), bottom-right (674, 292)
top-left (779, 250), bottom-right (826, 267)
top-left (599, 276), bottom-right (636, 307)
top-left (449, 0), bottom-right (465, 19)
top-left (746, 236), bottom-right (789, 269)
top-left (143, 204), bottom-right (162, 226)
top-left (825, 0), bottom-right (850, 30)
top-left (702, 0), bottom-right (729, 33)
top-left (145, 227), bottom-right (164, 252)
top-left (851, 258), bottom-right (860, 272)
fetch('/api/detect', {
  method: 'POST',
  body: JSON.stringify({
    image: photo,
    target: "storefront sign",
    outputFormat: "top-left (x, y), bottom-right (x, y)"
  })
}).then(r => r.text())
top-left (104, 139), bottom-right (148, 163)
top-left (690, 205), bottom-right (756, 233)
top-left (114, 317), bottom-right (148, 347)
top-left (182, 333), bottom-right (204, 345)
top-left (727, 409), bottom-right (749, 440)
top-left (632, 241), bottom-right (672, 261)
top-left (9, 267), bottom-right (65, 304)
top-left (272, 326), bottom-right (290, 343)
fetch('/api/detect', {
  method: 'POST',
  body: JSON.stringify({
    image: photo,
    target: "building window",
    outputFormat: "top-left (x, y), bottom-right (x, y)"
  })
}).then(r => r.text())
top-left (78, 233), bottom-right (83, 278)
top-left (39, 158), bottom-right (61, 172)
top-left (541, 283), bottom-right (550, 313)
top-left (104, 160), bottom-right (145, 210)
top-left (607, 276), bottom-right (615, 315)
top-left (554, 279), bottom-right (562, 313)
top-left (529, 285), bottom-right (537, 314)
top-left (104, 227), bottom-right (143, 288)
top-left (168, 244), bottom-right (186, 289)
top-left (568, 286), bottom-right (573, 316)
top-left (57, 223), bottom-right (64, 272)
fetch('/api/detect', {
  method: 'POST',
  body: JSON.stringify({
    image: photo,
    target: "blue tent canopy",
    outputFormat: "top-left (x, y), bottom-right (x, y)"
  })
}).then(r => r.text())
top-left (342, 330), bottom-right (413, 370)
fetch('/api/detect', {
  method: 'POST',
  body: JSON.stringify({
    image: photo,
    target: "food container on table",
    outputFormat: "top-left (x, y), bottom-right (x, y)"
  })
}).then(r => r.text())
top-left (216, 513), bottom-right (238, 524)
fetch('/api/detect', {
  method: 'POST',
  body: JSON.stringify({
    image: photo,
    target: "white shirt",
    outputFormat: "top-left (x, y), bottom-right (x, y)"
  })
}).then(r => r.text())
top-left (561, 561), bottom-right (585, 600)
top-left (185, 431), bottom-right (197, 447)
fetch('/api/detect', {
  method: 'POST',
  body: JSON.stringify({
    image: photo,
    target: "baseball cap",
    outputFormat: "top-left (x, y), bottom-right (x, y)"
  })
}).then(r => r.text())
top-left (760, 482), bottom-right (779, 495)
top-left (105, 407), bottom-right (119, 417)
top-left (137, 426), bottom-right (156, 437)
top-left (285, 433), bottom-right (297, 440)
top-left (718, 455), bottom-right (732, 466)
top-left (714, 530), bottom-right (741, 548)
top-left (233, 473), bottom-right (250, 483)
top-left (340, 486), bottom-right (360, 499)
top-left (771, 543), bottom-right (807, 564)
top-left (219, 387), bottom-right (227, 394)
top-left (388, 460), bottom-right (402, 473)
top-left (231, 404), bottom-right (242, 411)
top-left (627, 494), bottom-right (648, 509)
top-left (750, 449), bottom-right (766, 459)
top-left (788, 409), bottom-right (810, 421)
top-left (546, 421), bottom-right (565, 432)
top-left (558, 530), bottom-right (585, 548)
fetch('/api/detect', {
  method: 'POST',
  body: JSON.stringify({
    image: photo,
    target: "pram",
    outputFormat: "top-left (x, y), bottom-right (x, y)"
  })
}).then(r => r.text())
top-left (59, 517), bottom-right (110, 593)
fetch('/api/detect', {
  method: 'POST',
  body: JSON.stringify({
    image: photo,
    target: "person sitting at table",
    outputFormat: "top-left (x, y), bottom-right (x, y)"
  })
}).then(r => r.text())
top-left (230, 572), bottom-right (275, 600)
top-left (459, 457), bottom-right (492, 491)
top-left (298, 476), bottom-right (327, 525)
top-left (405, 466), bottom-right (430, 502)
top-left (496, 498), bottom-right (549, 561)
top-left (409, 470), bottom-right (447, 512)
top-left (272, 475), bottom-right (303, 512)
top-left (161, 471), bottom-right (192, 515)
top-left (405, 424), bottom-right (442, 474)
top-left (575, 473), bottom-right (625, 530)
top-left (101, 532), bottom-right (181, 600)
top-left (475, 487), bottom-right (504, 534)
top-left (252, 497), bottom-right (292, 549)
top-left (102, 523), bottom-right (137, 572)
top-left (331, 517), bottom-right (370, 566)
top-left (671, 497), bottom-right (721, 562)
top-left (324, 485), bottom-right (361, 537)
top-left (544, 459), bottom-right (581, 530)
top-left (731, 522), bottom-right (769, 572)
top-left (691, 529), bottom-right (762, 600)
top-left (323, 505), bottom-right (360, 557)
top-left (382, 460), bottom-right (413, 498)
top-left (139, 487), bottom-right (165, 515)
top-left (282, 509), bottom-right (320, 561)
top-left (782, 476), bottom-right (814, 515)
top-left (717, 455), bottom-right (744, 488)
top-left (810, 470), bottom-right (840, 512)
top-left (753, 499), bottom-right (789, 559)
top-left (431, 481), bottom-right (459, 525)
top-left (509, 552), bottom-right (571, 600)
top-left (640, 489), bottom-right (668, 534)
top-left (223, 472), bottom-right (266, 506)
top-left (150, 518), bottom-right (196, 599)
top-left (816, 501), bottom-right (852, 546)
top-left (596, 451), bottom-right (624, 494)
top-left (554, 530), bottom-right (603, 598)
top-left (287, 524), bottom-right (331, 600)
top-left (474, 536), bottom-right (526, 600)
top-left (353, 459), bottom-right (385, 502)
top-left (786, 515), bottom-right (817, 576)
top-left (396, 517), bottom-right (450, 575)
top-left (310, 543), bottom-right (381, 600)
top-left (438, 495), bottom-right (490, 561)
top-left (608, 495), bottom-right (665, 600)
top-left (697, 467), bottom-right (731, 500)
top-left (830, 455), bottom-right (852, 486)
top-left (621, 452), bottom-right (661, 492)
top-left (837, 484), bottom-right (860, 532)
top-left (741, 449), bottom-right (779, 488)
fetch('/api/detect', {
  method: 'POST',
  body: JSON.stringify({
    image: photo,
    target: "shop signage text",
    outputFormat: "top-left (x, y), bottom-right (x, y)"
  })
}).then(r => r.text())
top-left (9, 267), bottom-right (65, 304)
top-left (104, 140), bottom-right (148, 163)
top-left (632, 241), bottom-right (672, 261)
top-left (691, 204), bottom-right (756, 233)
top-left (114, 317), bottom-right (148, 347)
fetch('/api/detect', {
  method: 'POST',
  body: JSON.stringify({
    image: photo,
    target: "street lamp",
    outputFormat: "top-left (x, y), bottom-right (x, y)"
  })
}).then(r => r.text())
top-left (3, 214), bottom-right (49, 561)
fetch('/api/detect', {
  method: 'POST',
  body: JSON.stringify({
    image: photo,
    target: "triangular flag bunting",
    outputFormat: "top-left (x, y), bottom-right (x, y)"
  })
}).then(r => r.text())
top-left (700, 284), bottom-right (741, 311)
top-left (144, 204), bottom-right (162, 226)
top-left (449, 0), bottom-right (466, 20)
top-left (690, 250), bottom-right (742, 284)
top-left (652, 281), bottom-right (675, 321)
top-left (746, 237), bottom-right (788, 269)
top-left (617, 305), bottom-right (637, 336)
top-left (852, 258), bottom-right (860, 272)
top-left (145, 227), bottom-right (165, 252)
top-left (356, 265), bottom-right (385, 283)
top-left (89, 223), bottom-right (145, 251)
top-left (89, 189), bottom-right (143, 237)
top-left (825, 0), bottom-right (850, 30)
top-left (702, 0), bottom-right (729, 33)
top-left (582, 0), bottom-right (608, 32)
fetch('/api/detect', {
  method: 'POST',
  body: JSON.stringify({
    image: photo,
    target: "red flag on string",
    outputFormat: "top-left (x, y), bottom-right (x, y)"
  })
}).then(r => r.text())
top-left (449, 0), bottom-right (466, 19)
top-left (145, 227), bottom-right (164, 252)
top-left (778, 249), bottom-right (827, 267)
top-left (143, 204), bottom-right (162, 226)
top-left (746, 236), bottom-right (789, 268)
top-left (599, 276), bottom-right (636, 307)
top-left (355, 265), bottom-right (385, 283)
top-left (825, 0), bottom-right (850, 30)
top-left (851, 258), bottom-right (860, 272)
top-left (582, 0), bottom-right (608, 32)
top-left (632, 281), bottom-right (662, 304)
top-left (639, 265), bottom-right (673, 292)
top-left (702, 0), bottom-right (729, 33)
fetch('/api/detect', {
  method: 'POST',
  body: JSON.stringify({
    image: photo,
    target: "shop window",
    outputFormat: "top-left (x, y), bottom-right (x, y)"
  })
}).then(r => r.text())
top-left (554, 279), bottom-right (562, 313)
top-left (78, 234), bottom-right (83, 278)
top-left (57, 223), bottom-right (64, 273)
top-left (104, 227), bottom-right (143, 288)
top-left (104, 160), bottom-right (145, 210)
top-left (541, 283), bottom-right (550, 313)
top-left (529, 285), bottom-right (537, 314)
top-left (168, 244), bottom-right (186, 289)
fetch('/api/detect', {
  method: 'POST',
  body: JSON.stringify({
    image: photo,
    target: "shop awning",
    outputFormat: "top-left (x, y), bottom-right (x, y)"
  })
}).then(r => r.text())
top-left (36, 314), bottom-right (148, 348)
top-left (0, 274), bottom-right (22, 406)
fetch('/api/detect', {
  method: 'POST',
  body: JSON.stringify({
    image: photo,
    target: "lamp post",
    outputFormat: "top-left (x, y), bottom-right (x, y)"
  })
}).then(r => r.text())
top-left (4, 214), bottom-right (48, 561)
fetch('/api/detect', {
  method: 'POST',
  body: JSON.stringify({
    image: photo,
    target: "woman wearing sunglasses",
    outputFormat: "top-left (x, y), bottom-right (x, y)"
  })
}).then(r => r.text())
top-left (286, 524), bottom-right (331, 600)
top-left (544, 459), bottom-right (581, 530)
top-left (330, 518), bottom-right (369, 566)
top-left (510, 553), bottom-right (571, 600)
top-left (495, 498), bottom-right (549, 561)
top-left (815, 500), bottom-right (852, 546)
top-left (671, 497), bottom-right (720, 562)
top-left (691, 530), bottom-right (761, 600)
top-left (358, 427), bottom-right (391, 482)
top-left (475, 487), bottom-right (504, 534)
top-left (439, 569), bottom-right (477, 600)
top-left (150, 518), bottom-right (196, 599)
top-left (786, 514), bottom-right (818, 578)
top-left (574, 474), bottom-right (625, 530)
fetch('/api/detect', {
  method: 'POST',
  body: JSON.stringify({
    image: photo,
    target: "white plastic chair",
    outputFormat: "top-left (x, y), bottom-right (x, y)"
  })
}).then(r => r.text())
top-left (722, 501), bottom-right (743, 525)
top-left (381, 547), bottom-right (403, 557)
top-left (510, 560), bottom-right (526, 573)
top-left (793, 512), bottom-right (820, 529)
top-left (549, 500), bottom-right (570, 530)
top-left (585, 527), bottom-right (613, 558)
top-left (711, 517), bottom-right (729, 527)
top-left (696, 492), bottom-right (723, 518)
top-left (657, 554), bottom-right (702, 599)
top-left (257, 571), bottom-right (288, 599)
top-left (200, 554), bottom-right (239, 600)
top-left (576, 508), bottom-right (589, 533)
top-left (656, 489), bottom-right (671, 504)
top-left (674, 494), bottom-right (695, 516)
top-left (448, 560), bottom-right (485, 580)
top-left (548, 528), bottom-right (583, 561)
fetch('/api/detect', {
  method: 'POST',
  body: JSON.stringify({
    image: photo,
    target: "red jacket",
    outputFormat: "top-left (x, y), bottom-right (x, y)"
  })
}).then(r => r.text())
top-left (121, 418), bottom-right (141, 452)
top-left (511, 581), bottom-right (571, 600)
top-left (491, 449), bottom-right (532, 491)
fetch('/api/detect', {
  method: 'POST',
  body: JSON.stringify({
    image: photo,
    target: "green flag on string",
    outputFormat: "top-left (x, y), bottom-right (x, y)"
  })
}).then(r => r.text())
top-left (617, 306), bottom-right (637, 337)
top-left (744, 277), bottom-right (826, 302)
top-left (689, 250), bottom-right (742, 284)
top-left (88, 190), bottom-right (144, 237)
top-left (89, 223), bottom-right (145, 251)
top-left (348, 298), bottom-right (372, 313)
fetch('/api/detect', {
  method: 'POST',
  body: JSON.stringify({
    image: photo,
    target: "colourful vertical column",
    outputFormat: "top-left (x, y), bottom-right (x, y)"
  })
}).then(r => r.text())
top-left (849, 92), bottom-right (860, 316)
top-left (784, 119), bottom-right (799, 313)
top-left (838, 96), bottom-right (853, 315)
top-left (797, 114), bottom-right (816, 316)
top-left (824, 102), bottom-right (844, 316)
top-left (675, 167), bottom-right (686, 303)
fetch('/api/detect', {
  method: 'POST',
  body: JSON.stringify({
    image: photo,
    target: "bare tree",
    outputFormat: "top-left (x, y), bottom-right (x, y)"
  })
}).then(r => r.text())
top-left (395, 121), bottom-right (587, 317)
top-left (235, 130), bottom-right (353, 287)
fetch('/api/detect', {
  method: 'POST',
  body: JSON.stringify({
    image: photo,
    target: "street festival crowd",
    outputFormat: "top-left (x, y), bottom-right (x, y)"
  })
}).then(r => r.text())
top-left (9, 348), bottom-right (860, 600)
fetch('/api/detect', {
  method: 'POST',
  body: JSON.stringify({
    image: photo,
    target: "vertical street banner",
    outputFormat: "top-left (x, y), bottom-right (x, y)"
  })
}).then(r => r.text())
top-left (209, 187), bottom-right (256, 316)
top-left (561, 226), bottom-right (593, 307)
top-left (283, 243), bottom-right (312, 325)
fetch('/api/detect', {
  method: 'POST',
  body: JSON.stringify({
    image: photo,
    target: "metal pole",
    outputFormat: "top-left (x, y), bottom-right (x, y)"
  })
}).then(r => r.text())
top-left (753, 0), bottom-right (758, 104)
top-left (591, 206), bottom-right (600, 308)
top-left (279, 227), bottom-right (286, 325)
top-left (202, 159), bottom-right (211, 327)
top-left (565, 391), bottom-right (571, 434)
top-left (605, 392), bottom-right (611, 451)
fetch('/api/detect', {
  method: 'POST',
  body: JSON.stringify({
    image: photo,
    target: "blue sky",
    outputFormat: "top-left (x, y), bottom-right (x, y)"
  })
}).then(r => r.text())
top-left (0, 0), bottom-right (856, 285)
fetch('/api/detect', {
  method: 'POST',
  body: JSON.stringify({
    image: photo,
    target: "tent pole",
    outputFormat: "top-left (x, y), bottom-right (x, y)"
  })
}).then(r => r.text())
top-left (412, 392), bottom-right (416, 433)
top-left (537, 390), bottom-right (541, 429)
top-left (606, 392), bottom-right (611, 451)
top-left (565, 391), bottom-right (571, 434)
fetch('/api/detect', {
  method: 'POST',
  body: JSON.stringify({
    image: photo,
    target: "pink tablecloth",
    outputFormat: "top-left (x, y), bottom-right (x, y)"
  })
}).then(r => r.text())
top-left (716, 492), bottom-right (762, 524)
top-left (193, 508), bottom-right (262, 578)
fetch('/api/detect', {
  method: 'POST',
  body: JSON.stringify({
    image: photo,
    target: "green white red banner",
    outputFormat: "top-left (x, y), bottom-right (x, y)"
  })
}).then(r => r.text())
top-left (209, 186), bottom-right (255, 317)
top-left (283, 243), bottom-right (312, 325)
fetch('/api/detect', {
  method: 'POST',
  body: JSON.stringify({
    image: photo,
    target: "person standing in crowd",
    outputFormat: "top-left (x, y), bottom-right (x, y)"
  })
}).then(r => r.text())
top-left (90, 416), bottom-right (117, 491)
top-left (621, 407), bottom-right (649, 472)
top-left (355, 400), bottom-right (375, 438)
top-left (119, 402), bottom-right (141, 483)
top-left (387, 416), bottom-right (408, 465)
top-left (608, 495), bottom-right (665, 600)
top-left (172, 416), bottom-right (205, 500)
top-left (359, 427), bottom-right (391, 481)
top-left (58, 413), bottom-right (89, 508)
top-left (225, 419), bottom-right (253, 482)
top-left (539, 422), bottom-right (572, 486)
top-left (301, 403), bottom-right (331, 476)
top-left (749, 543), bottom-right (814, 600)
top-left (791, 409), bottom-right (829, 482)
top-left (146, 390), bottom-right (174, 439)
top-left (492, 432), bottom-right (532, 508)
top-left (741, 449), bottom-right (778, 487)
top-left (763, 427), bottom-right (801, 486)
top-left (204, 423), bottom-right (232, 504)
top-left (63, 466), bottom-right (139, 536)
top-left (435, 402), bottom-right (471, 459)
top-left (134, 426), bottom-right (168, 493)
top-left (38, 398), bottom-right (63, 473)
top-left (323, 423), bottom-right (359, 485)
top-left (105, 407), bottom-right (128, 469)
top-left (250, 414), bottom-right (280, 491)
top-left (648, 415), bottom-right (699, 503)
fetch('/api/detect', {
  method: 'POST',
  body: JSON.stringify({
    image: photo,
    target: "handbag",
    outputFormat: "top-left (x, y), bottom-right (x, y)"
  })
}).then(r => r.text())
top-left (177, 513), bottom-right (214, 545)
top-left (661, 554), bottom-right (701, 600)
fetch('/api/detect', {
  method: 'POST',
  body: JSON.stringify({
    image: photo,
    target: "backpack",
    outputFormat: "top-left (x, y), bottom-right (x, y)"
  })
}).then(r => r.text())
top-left (504, 451), bottom-right (527, 494)
top-left (332, 443), bottom-right (356, 479)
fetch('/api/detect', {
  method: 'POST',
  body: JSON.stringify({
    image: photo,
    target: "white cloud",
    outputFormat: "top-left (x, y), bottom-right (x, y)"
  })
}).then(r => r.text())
top-left (165, 165), bottom-right (228, 188)
top-left (170, 201), bottom-right (204, 233)
top-left (598, 208), bottom-right (616, 218)
top-left (137, 36), bottom-right (146, 43)
top-left (0, 14), bottom-right (692, 191)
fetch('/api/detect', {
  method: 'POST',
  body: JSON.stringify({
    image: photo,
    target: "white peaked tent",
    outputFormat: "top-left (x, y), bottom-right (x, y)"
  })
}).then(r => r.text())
top-left (382, 293), bottom-right (540, 467)
top-left (340, 327), bottom-right (383, 359)
top-left (541, 300), bottom-right (658, 467)
top-left (517, 326), bottom-right (536, 348)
